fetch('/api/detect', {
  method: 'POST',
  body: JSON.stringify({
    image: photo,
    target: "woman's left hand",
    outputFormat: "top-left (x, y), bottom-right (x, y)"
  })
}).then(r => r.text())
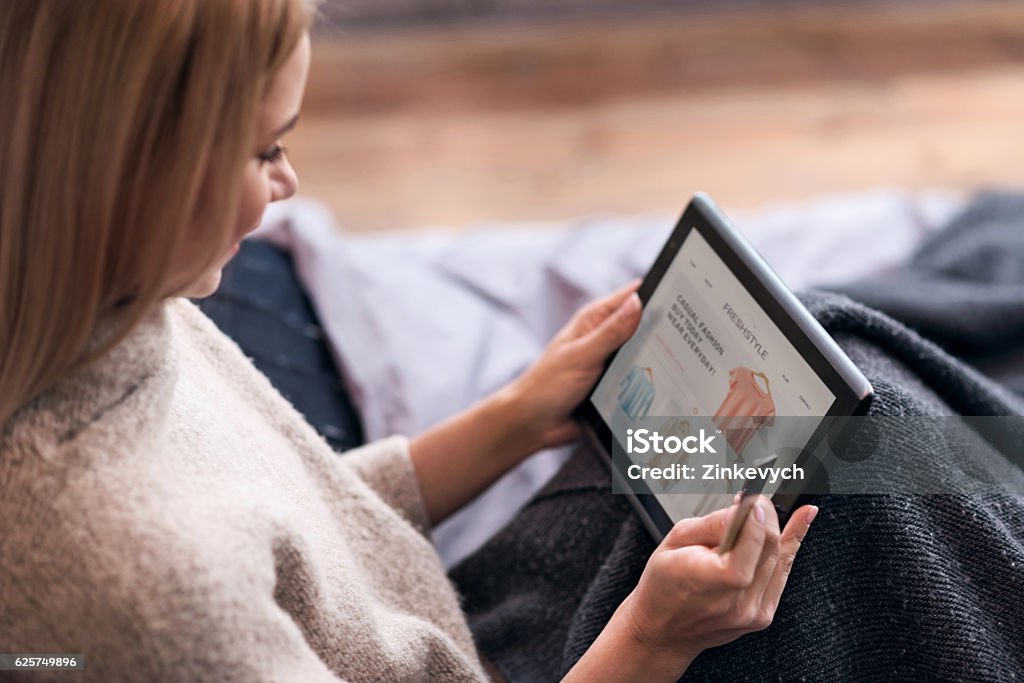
top-left (502, 279), bottom-right (644, 450)
top-left (411, 279), bottom-right (643, 524)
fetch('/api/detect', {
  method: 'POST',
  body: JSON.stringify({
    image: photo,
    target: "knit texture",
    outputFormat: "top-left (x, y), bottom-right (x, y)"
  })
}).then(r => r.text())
top-left (0, 298), bottom-right (488, 682)
top-left (450, 192), bottom-right (1024, 682)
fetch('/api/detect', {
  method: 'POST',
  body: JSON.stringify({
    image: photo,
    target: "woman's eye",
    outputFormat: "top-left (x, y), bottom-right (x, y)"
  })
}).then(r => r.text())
top-left (259, 144), bottom-right (287, 165)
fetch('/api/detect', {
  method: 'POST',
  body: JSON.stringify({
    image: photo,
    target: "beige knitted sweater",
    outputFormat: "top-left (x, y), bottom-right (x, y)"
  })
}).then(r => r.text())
top-left (0, 298), bottom-right (488, 682)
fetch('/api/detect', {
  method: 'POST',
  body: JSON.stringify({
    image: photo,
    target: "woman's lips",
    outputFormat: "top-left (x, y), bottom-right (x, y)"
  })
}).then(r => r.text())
top-left (220, 241), bottom-right (241, 263)
top-left (224, 219), bottom-right (260, 260)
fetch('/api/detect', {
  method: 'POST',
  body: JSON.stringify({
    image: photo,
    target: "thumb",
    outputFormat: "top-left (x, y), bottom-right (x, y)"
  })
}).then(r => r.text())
top-left (577, 292), bottom-right (642, 364)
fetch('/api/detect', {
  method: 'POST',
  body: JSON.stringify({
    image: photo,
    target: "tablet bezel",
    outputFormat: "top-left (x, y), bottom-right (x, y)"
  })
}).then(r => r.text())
top-left (573, 192), bottom-right (873, 539)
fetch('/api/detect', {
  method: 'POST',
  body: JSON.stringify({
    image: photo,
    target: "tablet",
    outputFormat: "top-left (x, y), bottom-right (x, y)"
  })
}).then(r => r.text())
top-left (574, 193), bottom-right (873, 540)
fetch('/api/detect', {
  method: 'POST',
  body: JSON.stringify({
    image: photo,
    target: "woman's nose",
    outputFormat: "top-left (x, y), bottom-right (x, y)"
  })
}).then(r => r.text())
top-left (272, 159), bottom-right (299, 202)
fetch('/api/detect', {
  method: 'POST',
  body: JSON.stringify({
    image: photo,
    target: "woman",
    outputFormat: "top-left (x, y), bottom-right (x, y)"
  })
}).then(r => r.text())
top-left (0, 1), bottom-right (816, 680)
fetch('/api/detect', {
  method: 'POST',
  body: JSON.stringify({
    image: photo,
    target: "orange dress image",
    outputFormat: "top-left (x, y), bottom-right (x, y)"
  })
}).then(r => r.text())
top-left (713, 366), bottom-right (776, 457)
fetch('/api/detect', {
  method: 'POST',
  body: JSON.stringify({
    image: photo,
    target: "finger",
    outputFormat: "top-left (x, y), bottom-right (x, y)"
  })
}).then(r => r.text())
top-left (746, 500), bottom-right (782, 603)
top-left (720, 496), bottom-right (770, 588)
top-left (573, 292), bottom-right (642, 364)
top-left (596, 278), bottom-right (643, 313)
top-left (662, 505), bottom-right (734, 550)
top-left (760, 505), bottom-right (818, 613)
top-left (568, 279), bottom-right (642, 335)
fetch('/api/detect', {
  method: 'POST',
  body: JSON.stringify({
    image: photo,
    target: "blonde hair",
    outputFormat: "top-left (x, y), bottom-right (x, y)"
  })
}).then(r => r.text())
top-left (0, 0), bottom-right (314, 429)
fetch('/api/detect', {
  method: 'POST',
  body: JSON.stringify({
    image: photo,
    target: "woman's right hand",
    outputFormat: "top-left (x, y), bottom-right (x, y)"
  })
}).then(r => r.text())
top-left (565, 498), bottom-right (817, 682)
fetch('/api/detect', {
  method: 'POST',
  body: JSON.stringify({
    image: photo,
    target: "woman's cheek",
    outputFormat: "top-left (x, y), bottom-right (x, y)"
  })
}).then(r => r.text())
top-left (238, 171), bottom-right (271, 235)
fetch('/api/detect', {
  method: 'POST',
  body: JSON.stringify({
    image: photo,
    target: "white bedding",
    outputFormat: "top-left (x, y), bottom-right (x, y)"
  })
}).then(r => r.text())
top-left (253, 189), bottom-right (964, 566)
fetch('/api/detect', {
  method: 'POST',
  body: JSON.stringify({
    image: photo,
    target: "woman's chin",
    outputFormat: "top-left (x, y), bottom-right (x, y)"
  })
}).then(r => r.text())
top-left (180, 268), bottom-right (224, 299)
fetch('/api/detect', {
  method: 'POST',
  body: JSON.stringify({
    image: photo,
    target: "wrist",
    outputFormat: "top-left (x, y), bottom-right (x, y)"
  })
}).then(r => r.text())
top-left (481, 383), bottom-right (547, 463)
top-left (566, 595), bottom-right (696, 683)
top-left (614, 593), bottom-right (697, 679)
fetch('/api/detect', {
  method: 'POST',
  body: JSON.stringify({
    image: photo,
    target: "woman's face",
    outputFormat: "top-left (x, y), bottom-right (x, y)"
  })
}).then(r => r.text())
top-left (179, 33), bottom-right (311, 299)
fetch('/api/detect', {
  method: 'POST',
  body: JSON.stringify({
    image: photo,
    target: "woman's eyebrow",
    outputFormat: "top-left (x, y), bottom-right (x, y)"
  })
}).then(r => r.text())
top-left (271, 113), bottom-right (300, 138)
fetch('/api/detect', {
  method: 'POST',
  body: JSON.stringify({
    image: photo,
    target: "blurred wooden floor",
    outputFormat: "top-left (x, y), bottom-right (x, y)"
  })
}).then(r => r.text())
top-left (290, 2), bottom-right (1024, 231)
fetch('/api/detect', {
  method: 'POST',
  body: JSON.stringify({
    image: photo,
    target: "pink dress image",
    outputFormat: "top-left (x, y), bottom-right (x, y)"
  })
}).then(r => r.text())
top-left (713, 367), bottom-right (776, 457)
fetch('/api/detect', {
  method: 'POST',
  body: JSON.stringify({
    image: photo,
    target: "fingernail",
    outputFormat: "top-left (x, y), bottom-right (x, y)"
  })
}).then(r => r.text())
top-left (618, 293), bottom-right (641, 317)
top-left (733, 492), bottom-right (743, 505)
top-left (806, 506), bottom-right (819, 526)
top-left (754, 503), bottom-right (766, 526)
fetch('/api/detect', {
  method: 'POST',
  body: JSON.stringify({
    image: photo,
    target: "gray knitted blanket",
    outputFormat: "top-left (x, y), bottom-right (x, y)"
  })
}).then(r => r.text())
top-left (450, 192), bottom-right (1024, 682)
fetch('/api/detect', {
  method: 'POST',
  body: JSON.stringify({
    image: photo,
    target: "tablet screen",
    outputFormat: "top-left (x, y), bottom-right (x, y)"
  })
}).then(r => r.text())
top-left (590, 227), bottom-right (836, 521)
